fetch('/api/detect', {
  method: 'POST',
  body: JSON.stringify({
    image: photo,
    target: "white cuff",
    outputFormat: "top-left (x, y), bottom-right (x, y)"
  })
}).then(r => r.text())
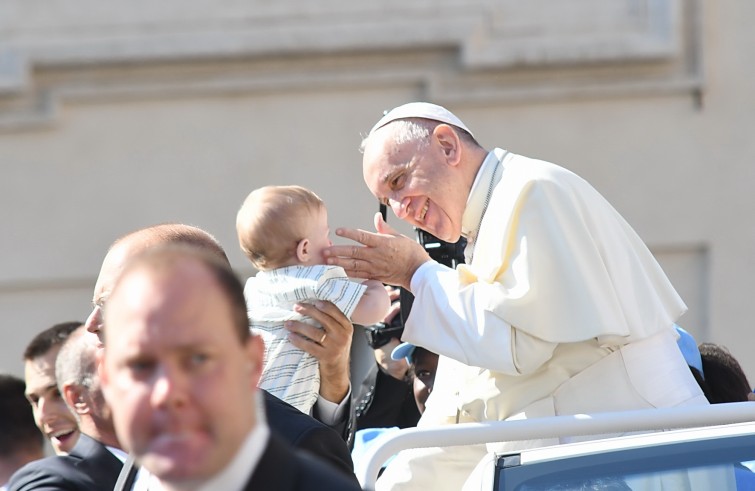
top-left (410, 260), bottom-right (441, 294)
top-left (313, 385), bottom-right (352, 425)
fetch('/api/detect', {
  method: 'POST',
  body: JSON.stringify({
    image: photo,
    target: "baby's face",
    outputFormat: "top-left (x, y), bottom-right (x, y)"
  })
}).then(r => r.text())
top-left (303, 206), bottom-right (333, 265)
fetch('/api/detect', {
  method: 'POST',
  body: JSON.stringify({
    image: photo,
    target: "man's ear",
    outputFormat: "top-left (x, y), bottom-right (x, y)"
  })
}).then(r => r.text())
top-left (62, 383), bottom-right (89, 416)
top-left (295, 238), bottom-right (310, 263)
top-left (433, 124), bottom-right (462, 167)
top-left (245, 335), bottom-right (265, 388)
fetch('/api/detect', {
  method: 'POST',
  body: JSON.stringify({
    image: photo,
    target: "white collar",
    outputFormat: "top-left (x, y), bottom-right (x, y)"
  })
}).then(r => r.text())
top-left (195, 423), bottom-right (269, 491)
top-left (137, 394), bottom-right (270, 491)
top-left (461, 148), bottom-right (507, 256)
top-left (107, 445), bottom-right (129, 463)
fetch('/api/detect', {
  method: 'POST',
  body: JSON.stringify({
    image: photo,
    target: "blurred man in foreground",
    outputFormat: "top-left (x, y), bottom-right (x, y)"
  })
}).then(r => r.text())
top-left (85, 224), bottom-right (356, 488)
top-left (100, 245), bottom-right (361, 490)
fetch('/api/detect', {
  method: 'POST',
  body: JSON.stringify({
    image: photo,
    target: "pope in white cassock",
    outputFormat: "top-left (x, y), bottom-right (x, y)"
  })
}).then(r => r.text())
top-left (324, 102), bottom-right (709, 490)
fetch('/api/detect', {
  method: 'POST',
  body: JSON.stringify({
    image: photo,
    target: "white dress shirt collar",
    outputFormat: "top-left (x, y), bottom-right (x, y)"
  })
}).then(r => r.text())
top-left (108, 445), bottom-right (129, 463)
top-left (134, 393), bottom-right (270, 491)
top-left (195, 423), bottom-right (269, 491)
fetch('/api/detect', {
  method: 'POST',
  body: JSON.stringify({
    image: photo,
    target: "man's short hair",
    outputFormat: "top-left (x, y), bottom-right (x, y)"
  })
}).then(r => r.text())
top-left (698, 343), bottom-right (752, 403)
top-left (55, 327), bottom-right (95, 395)
top-left (23, 321), bottom-right (83, 361)
top-left (108, 245), bottom-right (250, 343)
top-left (0, 374), bottom-right (44, 456)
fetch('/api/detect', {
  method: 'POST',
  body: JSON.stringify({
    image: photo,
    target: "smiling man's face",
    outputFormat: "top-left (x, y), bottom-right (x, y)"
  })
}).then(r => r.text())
top-left (24, 344), bottom-right (80, 454)
top-left (362, 123), bottom-right (467, 242)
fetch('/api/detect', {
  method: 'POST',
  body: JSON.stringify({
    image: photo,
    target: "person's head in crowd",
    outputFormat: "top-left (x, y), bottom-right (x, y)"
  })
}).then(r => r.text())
top-left (698, 342), bottom-right (755, 403)
top-left (23, 321), bottom-right (82, 455)
top-left (360, 102), bottom-right (488, 242)
top-left (236, 185), bottom-right (332, 271)
top-left (100, 245), bottom-right (265, 487)
top-left (85, 223), bottom-right (229, 349)
top-left (0, 374), bottom-right (45, 486)
top-left (55, 325), bottom-right (119, 448)
top-left (391, 342), bottom-right (439, 414)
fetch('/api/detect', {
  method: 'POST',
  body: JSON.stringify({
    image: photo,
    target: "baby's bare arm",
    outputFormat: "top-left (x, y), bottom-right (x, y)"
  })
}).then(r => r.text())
top-left (351, 280), bottom-right (391, 326)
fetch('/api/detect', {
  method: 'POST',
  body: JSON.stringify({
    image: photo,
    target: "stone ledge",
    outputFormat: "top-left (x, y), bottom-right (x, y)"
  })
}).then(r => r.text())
top-left (0, 0), bottom-right (701, 131)
top-left (5, 0), bottom-right (683, 69)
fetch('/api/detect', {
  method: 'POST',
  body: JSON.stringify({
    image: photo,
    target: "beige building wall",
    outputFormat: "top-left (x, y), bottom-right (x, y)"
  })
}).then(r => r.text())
top-left (1, 0), bottom-right (754, 381)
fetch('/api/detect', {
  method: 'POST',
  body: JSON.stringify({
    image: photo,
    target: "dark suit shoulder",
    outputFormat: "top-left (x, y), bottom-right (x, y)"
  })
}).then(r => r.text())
top-left (263, 390), bottom-right (356, 480)
top-left (246, 435), bottom-right (362, 491)
top-left (8, 434), bottom-right (123, 491)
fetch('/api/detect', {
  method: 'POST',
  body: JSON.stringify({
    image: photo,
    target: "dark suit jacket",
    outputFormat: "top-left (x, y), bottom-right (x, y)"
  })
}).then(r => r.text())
top-left (355, 363), bottom-right (420, 431)
top-left (311, 387), bottom-right (356, 448)
top-left (113, 390), bottom-right (357, 491)
top-left (8, 433), bottom-right (123, 491)
top-left (245, 434), bottom-right (362, 491)
top-left (263, 390), bottom-right (356, 478)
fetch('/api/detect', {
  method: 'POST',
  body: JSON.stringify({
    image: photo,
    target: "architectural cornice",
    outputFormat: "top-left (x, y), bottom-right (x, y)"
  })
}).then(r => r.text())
top-left (0, 0), bottom-right (701, 130)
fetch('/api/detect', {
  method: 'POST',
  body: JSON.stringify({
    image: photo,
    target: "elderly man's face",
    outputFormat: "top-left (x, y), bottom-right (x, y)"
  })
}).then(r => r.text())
top-left (85, 243), bottom-right (132, 350)
top-left (101, 259), bottom-right (262, 484)
top-left (362, 125), bottom-right (467, 242)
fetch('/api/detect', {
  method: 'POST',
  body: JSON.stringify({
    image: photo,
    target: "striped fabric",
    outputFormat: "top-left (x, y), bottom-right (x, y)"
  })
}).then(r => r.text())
top-left (245, 265), bottom-right (366, 413)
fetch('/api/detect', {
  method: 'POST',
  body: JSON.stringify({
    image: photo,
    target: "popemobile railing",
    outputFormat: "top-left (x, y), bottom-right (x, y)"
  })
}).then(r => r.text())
top-left (356, 402), bottom-right (755, 489)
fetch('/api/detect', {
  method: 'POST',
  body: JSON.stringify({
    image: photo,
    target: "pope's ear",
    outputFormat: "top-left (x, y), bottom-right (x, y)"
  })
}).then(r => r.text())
top-left (433, 124), bottom-right (461, 166)
top-left (295, 238), bottom-right (309, 262)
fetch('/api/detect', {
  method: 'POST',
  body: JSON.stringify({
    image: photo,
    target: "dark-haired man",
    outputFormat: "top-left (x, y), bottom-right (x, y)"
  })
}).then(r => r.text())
top-left (22, 322), bottom-right (81, 455)
top-left (10, 327), bottom-right (123, 491)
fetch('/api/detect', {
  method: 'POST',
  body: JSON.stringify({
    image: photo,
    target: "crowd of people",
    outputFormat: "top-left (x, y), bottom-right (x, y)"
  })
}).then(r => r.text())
top-left (0, 102), bottom-right (753, 491)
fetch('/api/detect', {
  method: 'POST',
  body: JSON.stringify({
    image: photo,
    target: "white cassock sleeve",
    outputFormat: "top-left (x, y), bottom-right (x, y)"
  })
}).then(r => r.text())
top-left (404, 155), bottom-right (686, 376)
top-left (406, 260), bottom-right (557, 376)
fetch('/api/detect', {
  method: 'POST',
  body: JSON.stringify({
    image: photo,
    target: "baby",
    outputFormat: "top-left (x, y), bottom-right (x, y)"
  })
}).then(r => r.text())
top-left (237, 185), bottom-right (390, 413)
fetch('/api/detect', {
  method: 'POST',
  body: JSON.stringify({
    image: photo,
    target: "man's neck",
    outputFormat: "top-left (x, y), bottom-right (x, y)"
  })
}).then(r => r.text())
top-left (80, 419), bottom-right (120, 449)
top-left (463, 145), bottom-right (490, 189)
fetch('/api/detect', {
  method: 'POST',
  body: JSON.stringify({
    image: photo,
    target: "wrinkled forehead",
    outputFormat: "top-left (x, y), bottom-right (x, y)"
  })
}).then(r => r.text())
top-left (362, 129), bottom-right (412, 193)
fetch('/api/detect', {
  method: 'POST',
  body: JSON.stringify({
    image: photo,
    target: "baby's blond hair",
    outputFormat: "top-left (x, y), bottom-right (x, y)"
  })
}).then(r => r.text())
top-left (236, 185), bottom-right (325, 271)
